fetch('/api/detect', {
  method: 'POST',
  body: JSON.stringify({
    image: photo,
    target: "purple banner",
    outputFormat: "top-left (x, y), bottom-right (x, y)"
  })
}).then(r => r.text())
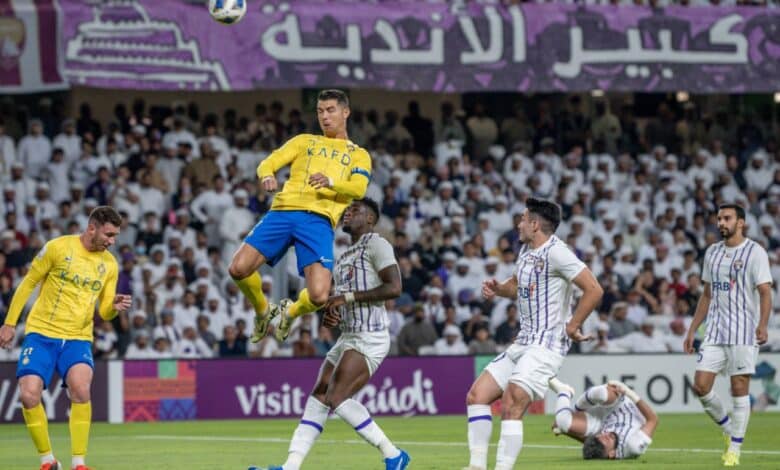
top-left (0, 0), bottom-right (68, 93)
top-left (0, 361), bottom-right (108, 423)
top-left (58, 1), bottom-right (779, 92)
top-left (195, 356), bottom-right (473, 419)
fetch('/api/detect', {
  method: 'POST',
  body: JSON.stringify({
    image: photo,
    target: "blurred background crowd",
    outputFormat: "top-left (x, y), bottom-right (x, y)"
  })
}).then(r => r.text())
top-left (0, 91), bottom-right (778, 361)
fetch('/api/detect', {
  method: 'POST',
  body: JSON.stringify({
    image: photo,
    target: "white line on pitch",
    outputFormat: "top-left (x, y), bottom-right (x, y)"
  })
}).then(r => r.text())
top-left (132, 435), bottom-right (780, 456)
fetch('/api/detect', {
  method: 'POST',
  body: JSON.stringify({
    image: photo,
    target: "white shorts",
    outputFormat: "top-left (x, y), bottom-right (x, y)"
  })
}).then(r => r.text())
top-left (696, 344), bottom-right (759, 376)
top-left (484, 344), bottom-right (565, 401)
top-left (325, 331), bottom-right (390, 377)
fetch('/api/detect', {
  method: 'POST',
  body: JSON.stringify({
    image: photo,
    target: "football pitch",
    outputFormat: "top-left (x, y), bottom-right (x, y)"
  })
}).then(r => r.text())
top-left (1, 414), bottom-right (779, 469)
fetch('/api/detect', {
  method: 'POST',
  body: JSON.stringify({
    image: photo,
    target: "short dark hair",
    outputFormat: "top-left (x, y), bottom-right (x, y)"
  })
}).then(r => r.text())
top-left (718, 203), bottom-right (746, 221)
top-left (582, 435), bottom-right (609, 460)
top-left (357, 198), bottom-right (380, 224)
top-left (88, 206), bottom-right (122, 227)
top-left (317, 89), bottom-right (349, 108)
top-left (526, 198), bottom-right (561, 233)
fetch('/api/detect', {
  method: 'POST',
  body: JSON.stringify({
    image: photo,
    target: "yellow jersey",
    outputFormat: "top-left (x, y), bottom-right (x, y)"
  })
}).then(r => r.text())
top-left (257, 134), bottom-right (371, 227)
top-left (4, 235), bottom-right (119, 341)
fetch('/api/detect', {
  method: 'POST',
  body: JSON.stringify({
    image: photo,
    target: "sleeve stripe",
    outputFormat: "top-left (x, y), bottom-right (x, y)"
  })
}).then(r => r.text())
top-left (351, 167), bottom-right (371, 179)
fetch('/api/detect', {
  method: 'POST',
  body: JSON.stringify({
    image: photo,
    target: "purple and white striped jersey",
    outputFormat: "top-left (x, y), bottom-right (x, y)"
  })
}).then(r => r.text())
top-left (600, 398), bottom-right (651, 459)
top-left (701, 239), bottom-right (772, 346)
top-left (514, 235), bottom-right (586, 356)
top-left (334, 232), bottom-right (398, 334)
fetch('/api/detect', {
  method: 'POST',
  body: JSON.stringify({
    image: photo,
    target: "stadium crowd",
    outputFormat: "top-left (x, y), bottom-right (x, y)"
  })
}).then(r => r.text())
top-left (0, 93), bottom-right (778, 360)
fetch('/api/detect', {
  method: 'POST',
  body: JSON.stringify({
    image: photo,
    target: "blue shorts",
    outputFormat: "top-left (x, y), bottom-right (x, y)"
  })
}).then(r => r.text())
top-left (16, 333), bottom-right (94, 389)
top-left (245, 210), bottom-right (334, 276)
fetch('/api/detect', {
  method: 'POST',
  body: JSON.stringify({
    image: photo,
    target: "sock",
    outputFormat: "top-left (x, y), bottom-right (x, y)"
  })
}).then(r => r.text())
top-left (289, 288), bottom-right (322, 319)
top-left (40, 453), bottom-right (55, 465)
top-left (22, 404), bottom-right (52, 459)
top-left (554, 390), bottom-right (574, 433)
top-left (467, 404), bottom-right (492, 469)
top-left (70, 401), bottom-right (91, 463)
top-left (699, 391), bottom-right (732, 435)
top-left (72, 455), bottom-right (85, 468)
top-left (234, 271), bottom-right (268, 316)
top-left (729, 395), bottom-right (750, 453)
top-left (284, 396), bottom-right (330, 470)
top-left (575, 384), bottom-right (608, 411)
top-left (495, 420), bottom-right (523, 470)
top-left (334, 399), bottom-right (400, 459)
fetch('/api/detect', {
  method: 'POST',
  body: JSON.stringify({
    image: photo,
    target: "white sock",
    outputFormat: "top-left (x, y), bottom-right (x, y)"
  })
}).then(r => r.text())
top-left (467, 404), bottom-right (492, 469)
top-left (495, 420), bottom-right (523, 470)
top-left (72, 455), bottom-right (85, 467)
top-left (284, 453), bottom-right (304, 470)
top-left (554, 391), bottom-right (574, 433)
top-left (699, 391), bottom-right (732, 435)
top-left (729, 395), bottom-right (750, 453)
top-left (575, 385), bottom-right (608, 411)
top-left (40, 453), bottom-right (55, 464)
top-left (334, 399), bottom-right (400, 459)
top-left (284, 396), bottom-right (330, 470)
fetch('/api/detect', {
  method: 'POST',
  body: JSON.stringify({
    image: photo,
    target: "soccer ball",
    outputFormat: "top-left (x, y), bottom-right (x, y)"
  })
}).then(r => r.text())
top-left (208, 0), bottom-right (247, 25)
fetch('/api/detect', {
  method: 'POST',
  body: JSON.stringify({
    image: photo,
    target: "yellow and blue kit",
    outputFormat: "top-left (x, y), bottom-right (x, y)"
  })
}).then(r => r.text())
top-left (3, 235), bottom-right (119, 387)
top-left (247, 133), bottom-right (371, 274)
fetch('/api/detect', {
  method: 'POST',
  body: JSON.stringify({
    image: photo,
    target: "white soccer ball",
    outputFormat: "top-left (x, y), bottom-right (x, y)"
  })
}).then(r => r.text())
top-left (208, 0), bottom-right (247, 25)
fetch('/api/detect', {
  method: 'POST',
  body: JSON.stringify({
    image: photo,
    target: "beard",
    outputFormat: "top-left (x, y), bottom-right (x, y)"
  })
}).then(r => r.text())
top-left (342, 224), bottom-right (353, 234)
top-left (719, 227), bottom-right (736, 239)
top-left (89, 235), bottom-right (104, 251)
top-left (518, 232), bottom-right (530, 244)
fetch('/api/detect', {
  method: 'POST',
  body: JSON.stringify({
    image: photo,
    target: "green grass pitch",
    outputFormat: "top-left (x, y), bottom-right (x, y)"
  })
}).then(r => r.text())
top-left (1, 414), bottom-right (779, 469)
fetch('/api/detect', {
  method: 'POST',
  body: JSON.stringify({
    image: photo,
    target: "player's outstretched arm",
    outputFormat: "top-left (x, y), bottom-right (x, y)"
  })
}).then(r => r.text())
top-left (1, 244), bottom-right (53, 345)
top-left (97, 265), bottom-right (132, 320)
top-left (566, 268), bottom-right (603, 342)
top-left (97, 294), bottom-right (132, 320)
top-left (0, 325), bottom-right (15, 349)
top-left (308, 171), bottom-right (370, 200)
top-left (756, 282), bottom-right (772, 345)
top-left (635, 398), bottom-right (659, 438)
top-left (482, 277), bottom-right (518, 301)
top-left (684, 283), bottom-right (711, 353)
top-left (609, 380), bottom-right (658, 437)
top-left (309, 149), bottom-right (371, 199)
top-left (256, 135), bottom-right (304, 191)
top-left (324, 264), bottom-right (402, 314)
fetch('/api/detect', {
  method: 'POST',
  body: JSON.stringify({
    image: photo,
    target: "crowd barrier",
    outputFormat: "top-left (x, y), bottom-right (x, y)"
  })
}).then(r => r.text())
top-left (1, 354), bottom-right (778, 423)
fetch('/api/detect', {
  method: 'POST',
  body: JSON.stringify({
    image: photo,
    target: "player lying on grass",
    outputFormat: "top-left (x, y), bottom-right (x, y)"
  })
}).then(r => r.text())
top-left (549, 377), bottom-right (658, 460)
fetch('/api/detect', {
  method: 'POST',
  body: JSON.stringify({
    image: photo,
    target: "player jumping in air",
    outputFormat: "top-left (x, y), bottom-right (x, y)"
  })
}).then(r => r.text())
top-left (463, 198), bottom-right (604, 470)
top-left (684, 203), bottom-right (773, 467)
top-left (227, 89), bottom-right (371, 343)
top-left (549, 378), bottom-right (658, 460)
top-left (0, 206), bottom-right (132, 470)
top-left (251, 199), bottom-right (409, 470)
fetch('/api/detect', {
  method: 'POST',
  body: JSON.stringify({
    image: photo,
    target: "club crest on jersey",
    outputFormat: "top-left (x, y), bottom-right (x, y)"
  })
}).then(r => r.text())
top-left (97, 263), bottom-right (106, 277)
top-left (520, 282), bottom-right (536, 299)
top-left (733, 259), bottom-right (744, 271)
top-left (534, 258), bottom-right (545, 273)
top-left (340, 265), bottom-right (355, 284)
